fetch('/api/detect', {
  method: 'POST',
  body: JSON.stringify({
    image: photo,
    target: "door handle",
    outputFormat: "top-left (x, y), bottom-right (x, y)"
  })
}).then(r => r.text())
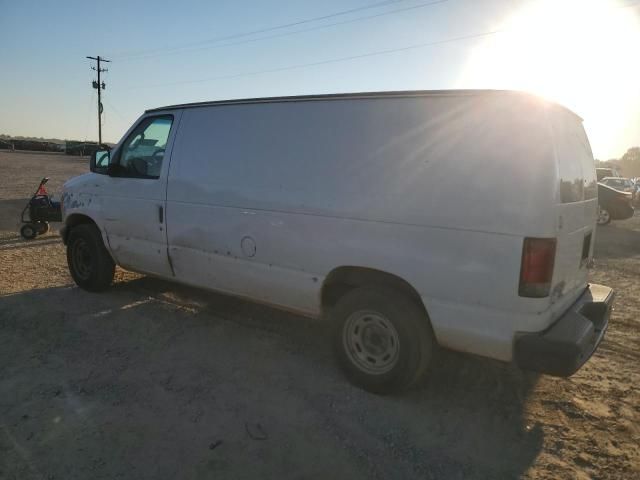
top-left (158, 205), bottom-right (164, 224)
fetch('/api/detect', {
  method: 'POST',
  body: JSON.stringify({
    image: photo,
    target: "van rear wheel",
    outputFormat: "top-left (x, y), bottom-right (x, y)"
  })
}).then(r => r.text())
top-left (331, 287), bottom-right (434, 394)
top-left (67, 223), bottom-right (115, 292)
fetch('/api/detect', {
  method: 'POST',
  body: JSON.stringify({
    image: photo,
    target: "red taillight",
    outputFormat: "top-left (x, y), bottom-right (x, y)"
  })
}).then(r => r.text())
top-left (519, 237), bottom-right (556, 298)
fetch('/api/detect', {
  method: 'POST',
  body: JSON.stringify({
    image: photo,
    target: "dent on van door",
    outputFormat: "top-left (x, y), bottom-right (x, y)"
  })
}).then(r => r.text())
top-left (165, 204), bottom-right (322, 315)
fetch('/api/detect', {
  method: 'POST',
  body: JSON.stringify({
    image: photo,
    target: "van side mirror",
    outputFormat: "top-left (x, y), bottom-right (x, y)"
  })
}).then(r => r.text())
top-left (90, 150), bottom-right (110, 174)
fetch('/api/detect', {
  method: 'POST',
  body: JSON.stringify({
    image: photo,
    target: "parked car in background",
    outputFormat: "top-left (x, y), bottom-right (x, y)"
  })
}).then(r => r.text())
top-left (600, 177), bottom-right (635, 196)
top-left (597, 183), bottom-right (634, 225)
top-left (632, 178), bottom-right (640, 206)
top-left (596, 167), bottom-right (620, 181)
top-left (60, 90), bottom-right (614, 393)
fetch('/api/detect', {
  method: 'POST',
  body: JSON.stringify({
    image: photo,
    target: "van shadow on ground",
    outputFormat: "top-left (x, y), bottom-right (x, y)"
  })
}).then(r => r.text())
top-left (0, 278), bottom-right (543, 479)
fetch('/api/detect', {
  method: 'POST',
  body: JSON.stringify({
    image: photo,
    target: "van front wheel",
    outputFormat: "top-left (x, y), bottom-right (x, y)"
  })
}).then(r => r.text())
top-left (67, 224), bottom-right (115, 292)
top-left (331, 287), bottom-right (434, 394)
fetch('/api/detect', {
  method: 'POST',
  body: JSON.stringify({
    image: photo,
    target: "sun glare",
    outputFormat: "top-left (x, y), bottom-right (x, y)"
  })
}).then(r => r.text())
top-left (459, 0), bottom-right (640, 158)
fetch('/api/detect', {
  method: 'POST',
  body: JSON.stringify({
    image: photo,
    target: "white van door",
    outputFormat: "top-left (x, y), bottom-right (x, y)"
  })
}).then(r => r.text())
top-left (164, 105), bottom-right (321, 315)
top-left (101, 112), bottom-right (181, 277)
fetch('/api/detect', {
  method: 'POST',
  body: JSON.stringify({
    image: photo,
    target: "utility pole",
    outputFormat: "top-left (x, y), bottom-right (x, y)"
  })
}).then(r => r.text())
top-left (86, 55), bottom-right (110, 145)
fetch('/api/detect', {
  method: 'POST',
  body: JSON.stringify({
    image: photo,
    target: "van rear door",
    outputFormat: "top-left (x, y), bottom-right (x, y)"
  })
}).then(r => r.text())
top-left (549, 108), bottom-right (598, 306)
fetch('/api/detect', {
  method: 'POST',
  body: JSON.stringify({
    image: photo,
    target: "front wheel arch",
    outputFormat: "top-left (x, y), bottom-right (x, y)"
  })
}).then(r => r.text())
top-left (62, 213), bottom-right (99, 244)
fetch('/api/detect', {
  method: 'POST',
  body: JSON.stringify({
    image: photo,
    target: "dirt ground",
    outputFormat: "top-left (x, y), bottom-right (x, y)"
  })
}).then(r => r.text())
top-left (0, 151), bottom-right (638, 480)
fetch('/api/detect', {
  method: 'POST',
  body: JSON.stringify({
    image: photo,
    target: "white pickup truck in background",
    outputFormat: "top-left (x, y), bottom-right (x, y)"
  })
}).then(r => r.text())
top-left (60, 90), bottom-right (614, 393)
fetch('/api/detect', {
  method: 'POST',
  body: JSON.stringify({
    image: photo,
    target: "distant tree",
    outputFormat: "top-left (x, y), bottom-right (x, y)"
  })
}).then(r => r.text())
top-left (619, 147), bottom-right (640, 178)
top-left (621, 147), bottom-right (640, 163)
top-left (595, 158), bottom-right (621, 172)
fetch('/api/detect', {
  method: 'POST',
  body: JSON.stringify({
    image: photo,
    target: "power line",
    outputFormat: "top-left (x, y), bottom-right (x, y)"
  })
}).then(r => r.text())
top-left (109, 0), bottom-right (640, 62)
top-left (111, 0), bottom-right (408, 60)
top-left (130, 28), bottom-right (504, 90)
top-left (127, 0), bottom-right (640, 90)
top-left (117, 0), bottom-right (448, 62)
top-left (102, 97), bottom-right (127, 122)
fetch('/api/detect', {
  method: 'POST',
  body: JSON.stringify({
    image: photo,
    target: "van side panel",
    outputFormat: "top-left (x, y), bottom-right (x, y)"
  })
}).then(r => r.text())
top-left (168, 95), bottom-right (556, 235)
top-left (166, 94), bottom-right (557, 360)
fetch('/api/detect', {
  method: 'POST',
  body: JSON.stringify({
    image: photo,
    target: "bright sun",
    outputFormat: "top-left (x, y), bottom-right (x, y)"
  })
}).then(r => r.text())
top-left (459, 0), bottom-right (640, 159)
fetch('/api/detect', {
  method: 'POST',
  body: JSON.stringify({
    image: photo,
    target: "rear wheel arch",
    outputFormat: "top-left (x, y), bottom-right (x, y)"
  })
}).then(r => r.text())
top-left (320, 266), bottom-right (429, 318)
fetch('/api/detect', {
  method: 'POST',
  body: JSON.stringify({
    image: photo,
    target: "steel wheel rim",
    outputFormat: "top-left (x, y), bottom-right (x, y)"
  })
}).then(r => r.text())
top-left (598, 208), bottom-right (610, 224)
top-left (342, 310), bottom-right (400, 375)
top-left (72, 238), bottom-right (92, 280)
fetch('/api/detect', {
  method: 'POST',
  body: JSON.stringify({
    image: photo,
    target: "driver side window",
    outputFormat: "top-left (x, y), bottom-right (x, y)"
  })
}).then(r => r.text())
top-left (118, 115), bottom-right (173, 179)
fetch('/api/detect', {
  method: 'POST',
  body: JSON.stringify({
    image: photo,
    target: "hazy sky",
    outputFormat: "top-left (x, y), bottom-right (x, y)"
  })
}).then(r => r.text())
top-left (1, 0), bottom-right (638, 159)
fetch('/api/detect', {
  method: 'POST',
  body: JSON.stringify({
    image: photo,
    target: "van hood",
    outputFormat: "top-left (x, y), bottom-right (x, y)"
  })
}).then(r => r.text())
top-left (63, 172), bottom-right (94, 190)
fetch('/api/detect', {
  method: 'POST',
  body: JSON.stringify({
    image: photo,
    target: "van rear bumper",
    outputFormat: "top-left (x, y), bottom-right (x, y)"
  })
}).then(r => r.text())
top-left (514, 284), bottom-right (614, 377)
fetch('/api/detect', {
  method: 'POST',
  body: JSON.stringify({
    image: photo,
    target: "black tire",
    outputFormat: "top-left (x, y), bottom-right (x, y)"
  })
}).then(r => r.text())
top-left (36, 222), bottom-right (49, 235)
top-left (331, 287), bottom-right (434, 394)
top-left (66, 223), bottom-right (115, 292)
top-left (20, 224), bottom-right (37, 240)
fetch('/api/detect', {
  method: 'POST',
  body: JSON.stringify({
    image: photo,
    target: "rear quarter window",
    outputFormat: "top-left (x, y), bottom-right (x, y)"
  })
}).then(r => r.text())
top-left (552, 109), bottom-right (596, 202)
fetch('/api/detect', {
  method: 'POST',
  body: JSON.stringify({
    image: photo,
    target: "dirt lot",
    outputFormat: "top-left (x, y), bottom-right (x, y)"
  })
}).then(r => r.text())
top-left (0, 151), bottom-right (638, 479)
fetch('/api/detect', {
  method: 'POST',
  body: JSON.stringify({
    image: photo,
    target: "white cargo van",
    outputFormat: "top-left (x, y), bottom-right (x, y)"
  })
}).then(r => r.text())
top-left (61, 90), bottom-right (614, 393)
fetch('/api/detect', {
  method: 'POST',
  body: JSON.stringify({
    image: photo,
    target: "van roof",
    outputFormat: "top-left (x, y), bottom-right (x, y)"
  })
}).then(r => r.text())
top-left (145, 89), bottom-right (582, 120)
